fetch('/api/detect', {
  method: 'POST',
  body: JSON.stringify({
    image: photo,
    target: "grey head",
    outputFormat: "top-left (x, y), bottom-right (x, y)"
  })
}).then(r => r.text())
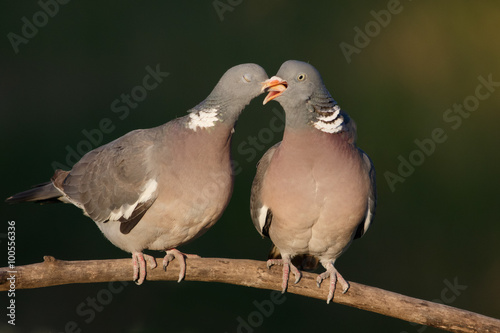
top-left (262, 60), bottom-right (347, 133)
top-left (188, 63), bottom-right (269, 125)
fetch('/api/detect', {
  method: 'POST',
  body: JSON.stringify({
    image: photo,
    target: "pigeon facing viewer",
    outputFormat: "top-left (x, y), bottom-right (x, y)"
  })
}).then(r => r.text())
top-left (251, 60), bottom-right (376, 303)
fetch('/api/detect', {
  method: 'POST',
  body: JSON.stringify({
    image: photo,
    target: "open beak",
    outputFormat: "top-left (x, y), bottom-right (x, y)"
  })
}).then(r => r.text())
top-left (261, 76), bottom-right (288, 105)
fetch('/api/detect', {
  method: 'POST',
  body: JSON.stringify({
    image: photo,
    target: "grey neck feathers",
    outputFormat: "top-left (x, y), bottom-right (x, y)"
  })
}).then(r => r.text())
top-left (186, 91), bottom-right (246, 131)
top-left (285, 86), bottom-right (346, 134)
top-left (306, 87), bottom-right (344, 133)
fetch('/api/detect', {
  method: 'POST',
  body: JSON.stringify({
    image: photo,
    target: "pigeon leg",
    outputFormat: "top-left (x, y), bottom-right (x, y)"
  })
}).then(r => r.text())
top-left (162, 249), bottom-right (200, 282)
top-left (267, 255), bottom-right (302, 293)
top-left (132, 252), bottom-right (157, 285)
top-left (316, 260), bottom-right (349, 304)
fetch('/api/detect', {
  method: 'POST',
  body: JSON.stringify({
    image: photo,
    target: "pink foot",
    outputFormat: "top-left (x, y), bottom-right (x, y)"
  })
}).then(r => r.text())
top-left (267, 256), bottom-right (301, 293)
top-left (162, 249), bottom-right (200, 282)
top-left (132, 252), bottom-right (157, 285)
top-left (316, 261), bottom-right (349, 304)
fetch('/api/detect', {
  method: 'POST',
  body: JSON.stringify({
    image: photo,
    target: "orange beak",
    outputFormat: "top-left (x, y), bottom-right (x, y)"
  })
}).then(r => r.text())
top-left (261, 76), bottom-right (288, 105)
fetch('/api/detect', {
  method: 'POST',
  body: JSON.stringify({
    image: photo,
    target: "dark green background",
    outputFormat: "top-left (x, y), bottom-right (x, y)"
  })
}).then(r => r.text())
top-left (1, 1), bottom-right (499, 332)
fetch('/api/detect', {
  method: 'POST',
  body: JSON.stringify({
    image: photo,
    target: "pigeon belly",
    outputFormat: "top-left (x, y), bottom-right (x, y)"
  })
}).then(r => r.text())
top-left (96, 126), bottom-right (234, 253)
top-left (263, 131), bottom-right (370, 259)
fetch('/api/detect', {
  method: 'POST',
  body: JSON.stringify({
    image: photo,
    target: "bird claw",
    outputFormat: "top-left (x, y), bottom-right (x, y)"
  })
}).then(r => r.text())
top-left (132, 252), bottom-right (157, 285)
top-left (266, 259), bottom-right (282, 269)
top-left (291, 265), bottom-right (302, 284)
top-left (162, 249), bottom-right (199, 283)
top-left (266, 258), bottom-right (301, 293)
top-left (316, 263), bottom-right (349, 304)
top-left (162, 253), bottom-right (175, 271)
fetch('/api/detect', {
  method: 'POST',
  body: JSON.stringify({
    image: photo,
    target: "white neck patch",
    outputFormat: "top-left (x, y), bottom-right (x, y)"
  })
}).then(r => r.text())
top-left (187, 108), bottom-right (219, 131)
top-left (313, 105), bottom-right (344, 134)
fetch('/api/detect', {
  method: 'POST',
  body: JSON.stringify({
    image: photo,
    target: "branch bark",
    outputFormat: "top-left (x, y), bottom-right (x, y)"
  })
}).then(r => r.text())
top-left (1, 256), bottom-right (499, 332)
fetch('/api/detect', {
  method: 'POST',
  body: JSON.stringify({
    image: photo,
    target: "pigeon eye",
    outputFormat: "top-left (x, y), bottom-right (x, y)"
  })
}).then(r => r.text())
top-left (243, 74), bottom-right (252, 82)
top-left (297, 73), bottom-right (306, 81)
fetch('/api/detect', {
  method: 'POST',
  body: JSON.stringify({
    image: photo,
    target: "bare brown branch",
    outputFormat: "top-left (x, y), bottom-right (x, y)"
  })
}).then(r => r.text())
top-left (1, 256), bottom-right (499, 333)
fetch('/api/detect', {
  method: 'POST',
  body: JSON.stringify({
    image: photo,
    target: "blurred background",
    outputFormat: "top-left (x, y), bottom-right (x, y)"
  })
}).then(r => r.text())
top-left (1, 1), bottom-right (499, 332)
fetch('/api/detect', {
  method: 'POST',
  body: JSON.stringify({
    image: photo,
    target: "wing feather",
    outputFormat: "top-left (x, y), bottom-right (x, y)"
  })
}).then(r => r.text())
top-left (250, 142), bottom-right (280, 237)
top-left (55, 129), bottom-right (160, 233)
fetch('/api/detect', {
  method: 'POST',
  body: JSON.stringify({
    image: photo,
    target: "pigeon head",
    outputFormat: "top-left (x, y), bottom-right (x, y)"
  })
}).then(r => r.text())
top-left (262, 60), bottom-right (335, 107)
top-left (209, 63), bottom-right (269, 108)
top-left (262, 60), bottom-right (343, 132)
top-left (188, 64), bottom-right (269, 127)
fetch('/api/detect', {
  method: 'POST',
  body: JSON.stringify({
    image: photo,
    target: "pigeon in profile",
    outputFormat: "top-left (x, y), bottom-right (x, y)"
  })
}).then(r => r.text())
top-left (7, 63), bottom-right (269, 285)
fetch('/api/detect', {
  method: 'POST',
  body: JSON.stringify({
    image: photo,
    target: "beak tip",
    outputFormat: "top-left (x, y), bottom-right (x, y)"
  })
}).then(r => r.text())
top-left (261, 77), bottom-right (287, 105)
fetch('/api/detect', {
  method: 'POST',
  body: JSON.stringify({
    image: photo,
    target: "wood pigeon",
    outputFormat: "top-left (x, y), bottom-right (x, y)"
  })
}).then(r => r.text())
top-left (251, 60), bottom-right (376, 303)
top-left (7, 63), bottom-right (269, 285)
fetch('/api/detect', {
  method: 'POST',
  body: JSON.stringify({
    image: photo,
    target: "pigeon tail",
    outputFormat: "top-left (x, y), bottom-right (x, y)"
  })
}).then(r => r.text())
top-left (5, 182), bottom-right (62, 204)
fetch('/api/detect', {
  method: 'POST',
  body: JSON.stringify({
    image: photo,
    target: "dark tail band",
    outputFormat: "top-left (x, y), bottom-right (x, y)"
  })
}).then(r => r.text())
top-left (6, 182), bottom-right (62, 204)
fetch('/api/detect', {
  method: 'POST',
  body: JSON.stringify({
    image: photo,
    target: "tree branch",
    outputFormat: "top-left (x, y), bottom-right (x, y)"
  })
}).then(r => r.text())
top-left (1, 256), bottom-right (498, 332)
